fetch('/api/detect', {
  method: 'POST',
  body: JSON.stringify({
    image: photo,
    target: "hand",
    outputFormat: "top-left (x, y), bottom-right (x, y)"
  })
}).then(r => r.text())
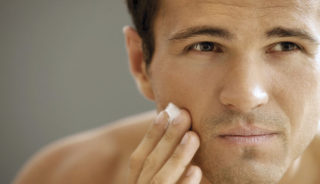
top-left (128, 103), bottom-right (202, 184)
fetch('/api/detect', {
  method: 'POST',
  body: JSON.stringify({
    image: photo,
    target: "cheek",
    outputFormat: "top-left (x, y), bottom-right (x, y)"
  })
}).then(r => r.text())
top-left (150, 67), bottom-right (194, 110)
top-left (271, 60), bottom-right (320, 158)
top-left (150, 58), bottom-right (224, 114)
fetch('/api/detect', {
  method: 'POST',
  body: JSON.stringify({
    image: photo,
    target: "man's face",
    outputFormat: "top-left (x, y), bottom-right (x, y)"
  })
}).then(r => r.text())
top-left (146, 0), bottom-right (320, 183)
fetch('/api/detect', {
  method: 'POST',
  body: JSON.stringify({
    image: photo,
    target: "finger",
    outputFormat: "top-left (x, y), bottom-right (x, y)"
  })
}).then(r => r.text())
top-left (128, 111), bottom-right (169, 184)
top-left (137, 110), bottom-right (192, 183)
top-left (150, 131), bottom-right (200, 184)
top-left (179, 165), bottom-right (202, 184)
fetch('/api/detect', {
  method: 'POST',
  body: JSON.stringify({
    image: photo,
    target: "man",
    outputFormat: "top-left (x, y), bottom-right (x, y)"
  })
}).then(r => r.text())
top-left (14, 0), bottom-right (320, 183)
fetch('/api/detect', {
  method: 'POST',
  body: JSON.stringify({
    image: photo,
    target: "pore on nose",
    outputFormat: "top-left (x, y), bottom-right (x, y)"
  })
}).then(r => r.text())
top-left (220, 84), bottom-right (269, 113)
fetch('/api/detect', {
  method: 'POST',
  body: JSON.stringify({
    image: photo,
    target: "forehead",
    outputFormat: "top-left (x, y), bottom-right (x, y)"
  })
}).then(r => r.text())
top-left (154, 0), bottom-right (320, 40)
top-left (159, 0), bottom-right (320, 11)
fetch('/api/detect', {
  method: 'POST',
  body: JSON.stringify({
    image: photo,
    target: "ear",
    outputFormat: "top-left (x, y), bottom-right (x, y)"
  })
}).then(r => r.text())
top-left (123, 26), bottom-right (155, 101)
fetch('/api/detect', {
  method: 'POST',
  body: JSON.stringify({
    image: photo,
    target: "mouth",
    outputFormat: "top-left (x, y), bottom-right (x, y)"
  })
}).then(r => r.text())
top-left (218, 126), bottom-right (279, 145)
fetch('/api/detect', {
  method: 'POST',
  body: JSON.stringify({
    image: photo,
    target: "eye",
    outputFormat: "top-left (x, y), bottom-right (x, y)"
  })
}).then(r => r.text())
top-left (189, 42), bottom-right (223, 52)
top-left (268, 42), bottom-right (302, 53)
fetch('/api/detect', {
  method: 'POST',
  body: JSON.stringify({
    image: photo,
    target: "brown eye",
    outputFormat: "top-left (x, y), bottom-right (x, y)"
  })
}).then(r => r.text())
top-left (268, 42), bottom-right (301, 52)
top-left (190, 42), bottom-right (222, 52)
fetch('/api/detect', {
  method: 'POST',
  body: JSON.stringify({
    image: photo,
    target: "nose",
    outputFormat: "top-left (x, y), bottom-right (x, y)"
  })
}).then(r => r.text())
top-left (219, 59), bottom-right (269, 113)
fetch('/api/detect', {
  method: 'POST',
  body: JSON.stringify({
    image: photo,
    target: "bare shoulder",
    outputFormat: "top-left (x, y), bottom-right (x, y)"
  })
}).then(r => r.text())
top-left (13, 110), bottom-right (156, 184)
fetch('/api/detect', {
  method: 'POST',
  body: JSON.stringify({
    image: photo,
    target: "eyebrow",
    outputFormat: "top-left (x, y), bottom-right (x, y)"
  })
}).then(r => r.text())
top-left (266, 27), bottom-right (319, 44)
top-left (168, 26), bottom-right (234, 41)
top-left (168, 25), bottom-right (319, 45)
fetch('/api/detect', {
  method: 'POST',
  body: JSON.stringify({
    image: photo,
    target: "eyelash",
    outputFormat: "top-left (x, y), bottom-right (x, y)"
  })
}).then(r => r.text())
top-left (267, 42), bottom-right (303, 53)
top-left (186, 41), bottom-right (303, 53)
top-left (187, 42), bottom-right (223, 53)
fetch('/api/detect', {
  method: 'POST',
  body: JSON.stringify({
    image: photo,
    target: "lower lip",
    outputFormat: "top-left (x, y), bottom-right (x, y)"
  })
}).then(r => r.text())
top-left (218, 134), bottom-right (277, 145)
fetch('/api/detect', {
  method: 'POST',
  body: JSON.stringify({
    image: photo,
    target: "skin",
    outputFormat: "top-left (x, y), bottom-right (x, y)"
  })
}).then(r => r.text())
top-left (130, 0), bottom-right (320, 183)
top-left (13, 0), bottom-right (320, 183)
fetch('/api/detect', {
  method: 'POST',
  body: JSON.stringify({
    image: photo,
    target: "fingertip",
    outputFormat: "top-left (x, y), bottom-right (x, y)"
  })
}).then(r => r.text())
top-left (193, 165), bottom-right (202, 177)
top-left (186, 165), bottom-right (196, 177)
top-left (154, 111), bottom-right (168, 125)
top-left (149, 111), bottom-right (169, 134)
top-left (187, 131), bottom-right (200, 147)
top-left (193, 166), bottom-right (203, 183)
top-left (178, 109), bottom-right (192, 124)
top-left (184, 165), bottom-right (202, 184)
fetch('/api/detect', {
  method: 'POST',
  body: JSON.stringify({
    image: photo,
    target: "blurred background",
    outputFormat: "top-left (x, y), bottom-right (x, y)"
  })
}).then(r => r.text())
top-left (0, 0), bottom-right (154, 183)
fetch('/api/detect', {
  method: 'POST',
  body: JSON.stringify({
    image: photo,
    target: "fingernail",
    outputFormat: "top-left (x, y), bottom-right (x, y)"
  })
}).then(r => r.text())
top-left (165, 103), bottom-right (180, 123)
top-left (186, 166), bottom-right (195, 177)
top-left (180, 133), bottom-right (189, 145)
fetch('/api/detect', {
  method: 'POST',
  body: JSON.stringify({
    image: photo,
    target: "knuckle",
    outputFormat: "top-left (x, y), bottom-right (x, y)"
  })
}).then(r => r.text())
top-left (163, 131), bottom-right (175, 142)
top-left (171, 151), bottom-right (183, 162)
top-left (129, 154), bottom-right (141, 170)
top-left (150, 176), bottom-right (163, 184)
top-left (144, 156), bottom-right (157, 170)
top-left (145, 130), bottom-right (155, 140)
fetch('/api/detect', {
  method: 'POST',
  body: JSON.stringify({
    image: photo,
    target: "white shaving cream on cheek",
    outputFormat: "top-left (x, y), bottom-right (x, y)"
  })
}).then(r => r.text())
top-left (165, 103), bottom-right (180, 123)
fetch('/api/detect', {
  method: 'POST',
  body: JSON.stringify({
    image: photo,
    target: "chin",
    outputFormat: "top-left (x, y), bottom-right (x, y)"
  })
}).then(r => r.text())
top-left (201, 161), bottom-right (288, 184)
top-left (194, 143), bottom-right (291, 184)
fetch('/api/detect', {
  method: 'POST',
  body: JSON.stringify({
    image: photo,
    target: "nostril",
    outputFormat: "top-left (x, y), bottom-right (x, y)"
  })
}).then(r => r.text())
top-left (227, 104), bottom-right (234, 108)
top-left (223, 101), bottom-right (265, 113)
top-left (225, 104), bottom-right (237, 111)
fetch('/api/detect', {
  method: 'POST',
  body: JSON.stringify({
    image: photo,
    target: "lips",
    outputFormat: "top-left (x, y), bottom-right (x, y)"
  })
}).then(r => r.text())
top-left (219, 126), bottom-right (277, 136)
top-left (218, 126), bottom-right (279, 145)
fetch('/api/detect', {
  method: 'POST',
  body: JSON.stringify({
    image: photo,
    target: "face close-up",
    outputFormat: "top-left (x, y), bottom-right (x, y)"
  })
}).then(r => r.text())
top-left (136, 0), bottom-right (320, 183)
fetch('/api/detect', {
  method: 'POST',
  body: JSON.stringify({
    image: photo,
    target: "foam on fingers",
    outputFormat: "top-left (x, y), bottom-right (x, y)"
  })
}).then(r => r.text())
top-left (165, 103), bottom-right (180, 123)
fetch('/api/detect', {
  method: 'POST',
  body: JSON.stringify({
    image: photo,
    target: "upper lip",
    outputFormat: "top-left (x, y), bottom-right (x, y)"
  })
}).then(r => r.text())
top-left (219, 126), bottom-right (278, 136)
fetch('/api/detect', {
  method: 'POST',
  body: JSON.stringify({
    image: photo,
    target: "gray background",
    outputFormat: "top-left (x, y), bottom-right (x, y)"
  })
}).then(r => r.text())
top-left (0, 0), bottom-right (154, 183)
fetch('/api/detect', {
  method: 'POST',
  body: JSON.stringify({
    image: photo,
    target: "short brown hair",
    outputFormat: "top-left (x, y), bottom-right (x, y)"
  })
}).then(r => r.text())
top-left (125, 0), bottom-right (160, 66)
